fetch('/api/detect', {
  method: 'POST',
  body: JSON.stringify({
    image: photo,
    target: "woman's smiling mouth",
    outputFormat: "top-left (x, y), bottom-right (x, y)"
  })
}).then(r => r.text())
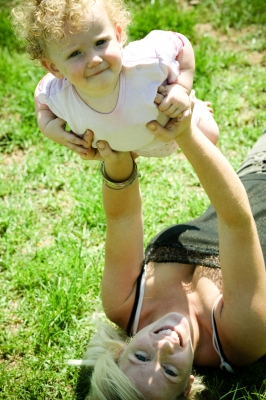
top-left (154, 326), bottom-right (183, 347)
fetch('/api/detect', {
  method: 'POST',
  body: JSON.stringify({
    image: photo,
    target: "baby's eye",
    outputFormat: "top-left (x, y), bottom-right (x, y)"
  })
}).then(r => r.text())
top-left (96, 39), bottom-right (107, 46)
top-left (163, 365), bottom-right (178, 377)
top-left (69, 50), bottom-right (81, 58)
top-left (135, 352), bottom-right (150, 362)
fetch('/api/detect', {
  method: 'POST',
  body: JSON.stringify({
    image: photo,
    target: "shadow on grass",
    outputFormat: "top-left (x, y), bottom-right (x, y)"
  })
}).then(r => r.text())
top-left (197, 355), bottom-right (266, 399)
top-left (75, 367), bottom-right (93, 400)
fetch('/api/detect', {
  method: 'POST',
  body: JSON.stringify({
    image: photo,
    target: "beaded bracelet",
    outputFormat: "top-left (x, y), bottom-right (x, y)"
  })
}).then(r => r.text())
top-left (99, 160), bottom-right (141, 190)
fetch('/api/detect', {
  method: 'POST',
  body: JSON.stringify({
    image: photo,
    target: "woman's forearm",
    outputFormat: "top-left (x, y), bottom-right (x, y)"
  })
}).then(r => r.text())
top-left (101, 154), bottom-right (144, 317)
top-left (176, 124), bottom-right (252, 226)
top-left (102, 155), bottom-right (141, 220)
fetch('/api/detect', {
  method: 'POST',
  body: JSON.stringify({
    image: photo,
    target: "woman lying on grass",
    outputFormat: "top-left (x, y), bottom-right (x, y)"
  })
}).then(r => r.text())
top-left (69, 99), bottom-right (266, 399)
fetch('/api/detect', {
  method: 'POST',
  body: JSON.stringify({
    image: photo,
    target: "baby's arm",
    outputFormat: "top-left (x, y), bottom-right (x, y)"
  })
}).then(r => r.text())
top-left (156, 33), bottom-right (195, 119)
top-left (155, 84), bottom-right (190, 119)
top-left (155, 86), bottom-right (219, 145)
top-left (175, 33), bottom-right (195, 95)
top-left (34, 90), bottom-right (89, 156)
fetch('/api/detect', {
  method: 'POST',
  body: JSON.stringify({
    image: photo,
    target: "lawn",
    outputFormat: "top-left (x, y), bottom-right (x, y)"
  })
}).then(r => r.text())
top-left (0, 0), bottom-right (266, 398)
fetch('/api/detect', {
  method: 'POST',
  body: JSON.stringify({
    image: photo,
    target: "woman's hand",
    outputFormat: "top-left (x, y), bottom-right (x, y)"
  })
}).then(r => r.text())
top-left (146, 104), bottom-right (192, 143)
top-left (80, 130), bottom-right (128, 164)
top-left (81, 130), bottom-right (134, 183)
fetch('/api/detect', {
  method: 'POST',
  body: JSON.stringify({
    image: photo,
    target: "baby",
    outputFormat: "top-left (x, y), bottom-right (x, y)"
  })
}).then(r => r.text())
top-left (12, 0), bottom-right (219, 158)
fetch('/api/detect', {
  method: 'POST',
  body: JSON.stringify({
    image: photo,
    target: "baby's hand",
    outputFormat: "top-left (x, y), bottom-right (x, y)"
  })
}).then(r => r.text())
top-left (154, 84), bottom-right (190, 120)
top-left (42, 117), bottom-right (90, 156)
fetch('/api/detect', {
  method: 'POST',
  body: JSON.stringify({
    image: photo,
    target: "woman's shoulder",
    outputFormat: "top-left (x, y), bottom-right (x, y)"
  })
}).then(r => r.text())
top-left (103, 278), bottom-right (139, 332)
top-left (214, 293), bottom-right (266, 366)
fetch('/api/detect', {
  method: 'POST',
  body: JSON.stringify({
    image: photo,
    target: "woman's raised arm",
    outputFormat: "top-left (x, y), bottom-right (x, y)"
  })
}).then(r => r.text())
top-left (93, 141), bottom-right (144, 327)
top-left (147, 118), bottom-right (266, 365)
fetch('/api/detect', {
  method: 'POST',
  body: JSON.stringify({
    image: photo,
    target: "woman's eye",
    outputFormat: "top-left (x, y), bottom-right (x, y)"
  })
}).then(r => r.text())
top-left (135, 353), bottom-right (149, 362)
top-left (163, 366), bottom-right (177, 377)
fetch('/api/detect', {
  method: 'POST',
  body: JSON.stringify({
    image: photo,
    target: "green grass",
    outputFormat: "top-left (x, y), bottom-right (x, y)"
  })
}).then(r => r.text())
top-left (1, 0), bottom-right (266, 398)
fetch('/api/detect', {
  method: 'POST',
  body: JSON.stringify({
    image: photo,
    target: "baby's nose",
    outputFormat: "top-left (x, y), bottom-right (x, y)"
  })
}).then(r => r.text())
top-left (86, 52), bottom-right (102, 68)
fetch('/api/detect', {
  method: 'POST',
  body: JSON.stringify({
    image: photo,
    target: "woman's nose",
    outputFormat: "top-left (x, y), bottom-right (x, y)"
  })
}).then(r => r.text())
top-left (154, 339), bottom-right (174, 355)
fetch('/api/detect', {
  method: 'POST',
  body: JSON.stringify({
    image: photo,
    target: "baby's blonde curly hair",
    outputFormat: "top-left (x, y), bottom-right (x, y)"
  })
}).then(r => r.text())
top-left (11, 0), bottom-right (131, 61)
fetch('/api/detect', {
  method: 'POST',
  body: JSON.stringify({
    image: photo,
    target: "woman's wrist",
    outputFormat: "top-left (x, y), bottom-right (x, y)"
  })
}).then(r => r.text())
top-left (100, 159), bottom-right (140, 190)
top-left (100, 154), bottom-right (140, 190)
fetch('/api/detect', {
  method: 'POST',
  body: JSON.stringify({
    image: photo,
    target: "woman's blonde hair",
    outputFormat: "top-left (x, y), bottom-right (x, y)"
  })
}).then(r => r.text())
top-left (69, 322), bottom-right (206, 400)
top-left (11, 0), bottom-right (131, 61)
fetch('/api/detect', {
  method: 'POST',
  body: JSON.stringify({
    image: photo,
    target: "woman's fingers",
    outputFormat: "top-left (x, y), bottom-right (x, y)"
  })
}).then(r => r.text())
top-left (80, 130), bottom-right (129, 163)
top-left (146, 120), bottom-right (176, 142)
top-left (154, 92), bottom-right (165, 104)
top-left (157, 85), bottom-right (167, 95)
top-left (147, 114), bottom-right (191, 142)
top-left (78, 130), bottom-right (101, 160)
top-left (66, 132), bottom-right (89, 148)
top-left (96, 141), bottom-right (122, 163)
top-left (66, 142), bottom-right (91, 155)
top-left (83, 129), bottom-right (95, 146)
top-left (81, 130), bottom-right (116, 161)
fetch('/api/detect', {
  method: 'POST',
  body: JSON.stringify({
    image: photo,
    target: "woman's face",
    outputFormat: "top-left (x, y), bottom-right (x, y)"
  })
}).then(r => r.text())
top-left (119, 313), bottom-right (195, 400)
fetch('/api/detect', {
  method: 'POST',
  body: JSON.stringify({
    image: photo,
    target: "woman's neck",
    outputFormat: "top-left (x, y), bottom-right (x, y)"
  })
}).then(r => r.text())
top-left (137, 262), bottom-right (196, 329)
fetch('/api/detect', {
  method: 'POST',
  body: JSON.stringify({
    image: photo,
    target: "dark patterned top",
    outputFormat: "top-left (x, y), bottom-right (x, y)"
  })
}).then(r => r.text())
top-left (145, 174), bottom-right (266, 268)
top-left (127, 173), bottom-right (266, 335)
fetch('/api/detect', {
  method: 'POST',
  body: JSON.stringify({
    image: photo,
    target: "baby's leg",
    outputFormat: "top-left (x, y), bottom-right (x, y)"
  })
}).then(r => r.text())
top-left (191, 91), bottom-right (219, 145)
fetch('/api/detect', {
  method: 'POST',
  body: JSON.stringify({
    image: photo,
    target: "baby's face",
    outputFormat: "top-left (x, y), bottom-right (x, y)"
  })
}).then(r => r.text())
top-left (43, 1), bottom-right (123, 99)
